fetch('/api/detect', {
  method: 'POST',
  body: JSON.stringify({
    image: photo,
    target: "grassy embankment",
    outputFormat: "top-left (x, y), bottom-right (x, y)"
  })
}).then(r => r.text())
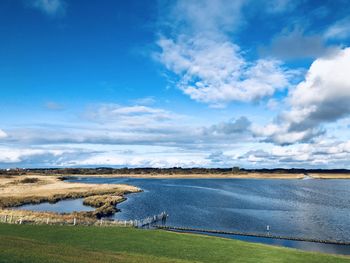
top-left (0, 223), bottom-right (349, 263)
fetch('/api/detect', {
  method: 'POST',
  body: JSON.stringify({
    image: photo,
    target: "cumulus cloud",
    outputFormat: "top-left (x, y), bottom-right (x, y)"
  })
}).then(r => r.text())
top-left (30, 0), bottom-right (66, 16)
top-left (158, 36), bottom-right (292, 106)
top-left (256, 47), bottom-right (350, 145)
top-left (156, 0), bottom-right (294, 106)
top-left (238, 140), bottom-right (350, 168)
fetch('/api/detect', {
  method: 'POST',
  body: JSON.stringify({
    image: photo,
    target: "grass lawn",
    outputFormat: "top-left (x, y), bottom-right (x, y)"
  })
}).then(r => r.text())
top-left (0, 223), bottom-right (349, 263)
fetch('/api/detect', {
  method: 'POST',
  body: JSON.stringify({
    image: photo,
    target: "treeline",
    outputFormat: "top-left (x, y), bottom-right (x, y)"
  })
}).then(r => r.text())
top-left (1, 167), bottom-right (350, 176)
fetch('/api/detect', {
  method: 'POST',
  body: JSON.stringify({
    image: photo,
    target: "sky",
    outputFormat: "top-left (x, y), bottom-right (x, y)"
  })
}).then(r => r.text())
top-left (1, 0), bottom-right (350, 168)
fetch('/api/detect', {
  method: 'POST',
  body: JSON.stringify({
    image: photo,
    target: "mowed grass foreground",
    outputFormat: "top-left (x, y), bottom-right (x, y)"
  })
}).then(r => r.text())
top-left (0, 224), bottom-right (349, 263)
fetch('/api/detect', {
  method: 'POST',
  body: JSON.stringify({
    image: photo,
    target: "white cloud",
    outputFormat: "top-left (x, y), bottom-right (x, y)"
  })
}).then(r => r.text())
top-left (4, 119), bottom-right (250, 150)
top-left (238, 139), bottom-right (350, 168)
top-left (31, 0), bottom-right (66, 16)
top-left (1, 102), bottom-right (256, 161)
top-left (76, 151), bottom-right (209, 168)
top-left (86, 104), bottom-right (182, 126)
top-left (0, 144), bottom-right (212, 168)
top-left (325, 17), bottom-right (350, 40)
top-left (167, 0), bottom-right (245, 35)
top-left (257, 47), bottom-right (350, 145)
top-left (156, 1), bottom-right (295, 106)
top-left (157, 35), bottom-right (292, 106)
top-left (0, 129), bottom-right (7, 139)
top-left (0, 147), bottom-right (85, 165)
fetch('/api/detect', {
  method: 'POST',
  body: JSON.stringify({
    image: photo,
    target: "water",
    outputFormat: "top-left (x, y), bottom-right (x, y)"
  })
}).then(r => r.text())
top-left (13, 198), bottom-right (94, 213)
top-left (174, 230), bottom-right (350, 255)
top-left (18, 177), bottom-right (350, 255)
top-left (68, 178), bottom-right (350, 240)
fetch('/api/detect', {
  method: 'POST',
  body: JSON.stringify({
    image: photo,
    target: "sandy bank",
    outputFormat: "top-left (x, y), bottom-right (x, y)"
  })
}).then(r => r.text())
top-left (0, 175), bottom-right (141, 219)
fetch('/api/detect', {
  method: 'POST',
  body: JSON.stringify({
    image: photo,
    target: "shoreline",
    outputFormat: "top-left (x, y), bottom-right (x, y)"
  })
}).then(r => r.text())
top-left (50, 172), bottom-right (350, 179)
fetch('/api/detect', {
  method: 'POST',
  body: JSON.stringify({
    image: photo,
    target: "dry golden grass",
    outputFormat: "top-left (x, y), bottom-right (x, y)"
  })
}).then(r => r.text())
top-left (83, 195), bottom-right (126, 218)
top-left (0, 175), bottom-right (138, 199)
top-left (83, 195), bottom-right (125, 208)
top-left (0, 208), bottom-right (95, 223)
top-left (309, 173), bottom-right (350, 179)
top-left (0, 175), bottom-right (141, 220)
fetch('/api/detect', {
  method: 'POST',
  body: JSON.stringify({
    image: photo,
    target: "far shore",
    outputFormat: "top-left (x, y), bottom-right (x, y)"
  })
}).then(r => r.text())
top-left (39, 172), bottom-right (350, 179)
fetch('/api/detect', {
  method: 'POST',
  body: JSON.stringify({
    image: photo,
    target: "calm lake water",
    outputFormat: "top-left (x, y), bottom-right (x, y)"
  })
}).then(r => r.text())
top-left (19, 177), bottom-right (350, 255)
top-left (14, 198), bottom-right (94, 213)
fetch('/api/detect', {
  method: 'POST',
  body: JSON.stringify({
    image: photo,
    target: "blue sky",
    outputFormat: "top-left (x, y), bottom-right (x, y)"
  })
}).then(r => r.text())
top-left (1, 0), bottom-right (350, 168)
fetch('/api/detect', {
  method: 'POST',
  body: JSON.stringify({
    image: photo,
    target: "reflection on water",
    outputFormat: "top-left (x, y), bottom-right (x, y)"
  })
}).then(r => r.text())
top-left (13, 198), bottom-right (94, 213)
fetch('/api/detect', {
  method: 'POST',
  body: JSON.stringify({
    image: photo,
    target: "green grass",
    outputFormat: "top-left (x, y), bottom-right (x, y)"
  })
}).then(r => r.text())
top-left (0, 223), bottom-right (349, 263)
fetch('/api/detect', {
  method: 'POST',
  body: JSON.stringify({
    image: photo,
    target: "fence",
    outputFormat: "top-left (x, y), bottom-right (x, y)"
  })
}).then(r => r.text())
top-left (134, 211), bottom-right (168, 228)
top-left (0, 211), bottom-right (168, 228)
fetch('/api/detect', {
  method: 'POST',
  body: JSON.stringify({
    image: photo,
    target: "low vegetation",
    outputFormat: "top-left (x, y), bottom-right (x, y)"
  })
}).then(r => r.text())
top-left (83, 195), bottom-right (125, 218)
top-left (0, 224), bottom-right (349, 263)
top-left (0, 175), bottom-right (140, 220)
top-left (0, 189), bottom-right (129, 209)
top-left (16, 177), bottom-right (40, 184)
